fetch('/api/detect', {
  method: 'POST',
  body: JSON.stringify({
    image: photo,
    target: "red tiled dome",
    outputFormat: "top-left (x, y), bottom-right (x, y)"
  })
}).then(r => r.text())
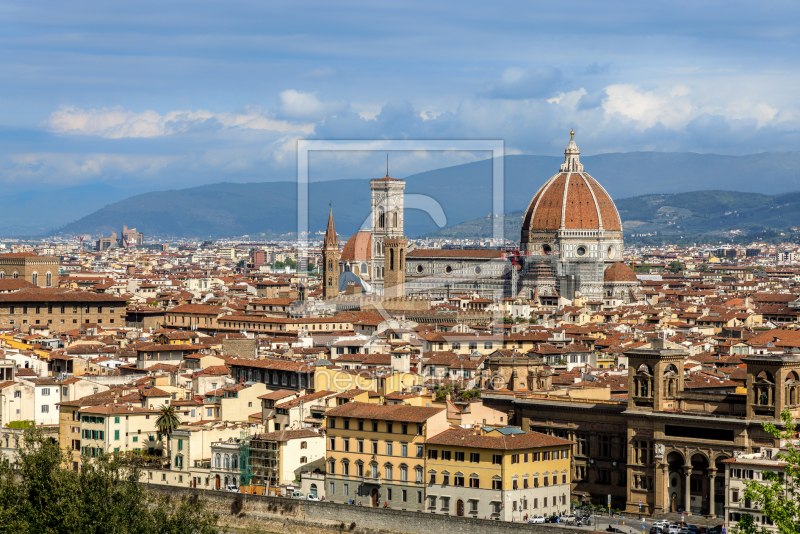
top-left (341, 230), bottom-right (372, 263)
top-left (522, 172), bottom-right (621, 232)
top-left (604, 262), bottom-right (638, 282)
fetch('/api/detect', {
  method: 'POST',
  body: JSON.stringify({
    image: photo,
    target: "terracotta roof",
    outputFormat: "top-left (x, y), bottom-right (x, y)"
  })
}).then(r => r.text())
top-left (427, 427), bottom-right (573, 450)
top-left (252, 429), bottom-right (321, 442)
top-left (0, 279), bottom-right (38, 291)
top-left (0, 288), bottom-right (126, 303)
top-left (257, 389), bottom-right (298, 400)
top-left (80, 404), bottom-right (157, 415)
top-left (166, 303), bottom-right (222, 315)
top-left (0, 252), bottom-right (41, 258)
top-left (275, 390), bottom-right (335, 409)
top-left (325, 401), bottom-right (444, 422)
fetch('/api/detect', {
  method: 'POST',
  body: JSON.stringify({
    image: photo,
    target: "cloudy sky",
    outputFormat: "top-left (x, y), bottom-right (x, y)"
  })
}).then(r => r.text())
top-left (1, 0), bottom-right (798, 193)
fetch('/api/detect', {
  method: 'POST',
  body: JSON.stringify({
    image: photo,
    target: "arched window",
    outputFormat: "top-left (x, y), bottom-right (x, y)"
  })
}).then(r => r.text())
top-left (232, 455), bottom-right (238, 469)
top-left (390, 248), bottom-right (395, 270)
top-left (328, 260), bottom-right (332, 270)
top-left (215, 454), bottom-right (221, 468)
top-left (31, 272), bottom-right (38, 286)
top-left (329, 459), bottom-right (336, 474)
top-left (378, 209), bottom-right (385, 228)
top-left (0, 272), bottom-right (5, 279)
top-left (46, 272), bottom-right (52, 287)
top-left (12, 271), bottom-right (18, 279)
top-left (224, 455), bottom-right (230, 469)
top-left (328, 277), bottom-right (333, 287)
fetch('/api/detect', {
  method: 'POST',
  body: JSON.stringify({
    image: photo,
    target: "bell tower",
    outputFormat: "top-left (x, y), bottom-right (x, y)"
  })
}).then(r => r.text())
top-left (383, 236), bottom-right (407, 298)
top-left (742, 354), bottom-right (800, 420)
top-left (624, 338), bottom-right (687, 412)
top-left (322, 208), bottom-right (340, 300)
top-left (370, 161), bottom-right (405, 296)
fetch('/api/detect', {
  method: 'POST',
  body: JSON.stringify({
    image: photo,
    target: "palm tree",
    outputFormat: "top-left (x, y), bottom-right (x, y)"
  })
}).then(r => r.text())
top-left (155, 404), bottom-right (181, 468)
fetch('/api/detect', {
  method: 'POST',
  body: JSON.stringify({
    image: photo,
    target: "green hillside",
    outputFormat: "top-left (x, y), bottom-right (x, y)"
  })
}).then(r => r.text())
top-left (423, 190), bottom-right (800, 242)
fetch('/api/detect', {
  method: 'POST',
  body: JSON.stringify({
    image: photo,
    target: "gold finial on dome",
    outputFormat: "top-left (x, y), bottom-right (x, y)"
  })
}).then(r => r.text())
top-left (570, 128), bottom-right (574, 138)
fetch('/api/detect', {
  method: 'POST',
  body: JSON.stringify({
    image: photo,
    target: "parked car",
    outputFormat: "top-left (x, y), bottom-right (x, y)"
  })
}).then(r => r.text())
top-left (225, 485), bottom-right (238, 492)
top-left (290, 491), bottom-right (305, 499)
top-left (654, 520), bottom-right (670, 529)
top-left (650, 527), bottom-right (665, 534)
top-left (668, 525), bottom-right (681, 534)
top-left (706, 527), bottom-right (724, 534)
top-left (306, 494), bottom-right (319, 501)
top-left (545, 515), bottom-right (560, 523)
top-left (528, 516), bottom-right (546, 524)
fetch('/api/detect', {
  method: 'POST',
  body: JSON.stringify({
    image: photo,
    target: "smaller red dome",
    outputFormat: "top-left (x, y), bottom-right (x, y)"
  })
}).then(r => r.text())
top-left (341, 230), bottom-right (372, 263)
top-left (604, 262), bottom-right (638, 282)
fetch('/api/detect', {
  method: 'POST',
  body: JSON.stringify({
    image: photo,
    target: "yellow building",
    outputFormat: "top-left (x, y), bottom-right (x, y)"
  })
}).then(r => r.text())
top-left (324, 401), bottom-right (448, 511)
top-left (314, 366), bottom-right (422, 395)
top-left (425, 426), bottom-right (573, 521)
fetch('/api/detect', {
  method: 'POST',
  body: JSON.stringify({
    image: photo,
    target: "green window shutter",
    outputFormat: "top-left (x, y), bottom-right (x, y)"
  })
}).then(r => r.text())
top-left (114, 448), bottom-right (119, 453)
top-left (99, 431), bottom-right (104, 440)
top-left (133, 436), bottom-right (138, 442)
top-left (178, 439), bottom-right (183, 451)
top-left (115, 417), bottom-right (120, 424)
top-left (114, 430), bottom-right (119, 440)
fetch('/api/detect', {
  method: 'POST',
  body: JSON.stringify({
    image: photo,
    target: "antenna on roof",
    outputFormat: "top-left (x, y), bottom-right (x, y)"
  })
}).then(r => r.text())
top-left (386, 153), bottom-right (389, 177)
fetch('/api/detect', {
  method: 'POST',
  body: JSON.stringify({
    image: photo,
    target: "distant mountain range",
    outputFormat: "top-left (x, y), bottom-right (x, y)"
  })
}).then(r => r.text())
top-left (424, 190), bottom-right (800, 240)
top-left (51, 151), bottom-right (800, 239)
top-left (0, 184), bottom-right (133, 237)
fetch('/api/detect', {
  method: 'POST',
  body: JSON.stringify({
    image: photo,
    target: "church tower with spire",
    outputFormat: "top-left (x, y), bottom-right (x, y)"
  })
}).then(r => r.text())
top-left (322, 207), bottom-right (340, 300)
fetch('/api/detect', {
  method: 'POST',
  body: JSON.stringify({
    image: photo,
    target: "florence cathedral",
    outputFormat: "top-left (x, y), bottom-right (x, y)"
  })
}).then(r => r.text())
top-left (325, 131), bottom-right (643, 304)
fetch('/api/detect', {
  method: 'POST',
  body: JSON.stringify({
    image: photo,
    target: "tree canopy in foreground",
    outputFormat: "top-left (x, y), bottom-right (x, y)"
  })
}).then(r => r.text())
top-left (738, 410), bottom-right (800, 534)
top-left (0, 429), bottom-right (219, 534)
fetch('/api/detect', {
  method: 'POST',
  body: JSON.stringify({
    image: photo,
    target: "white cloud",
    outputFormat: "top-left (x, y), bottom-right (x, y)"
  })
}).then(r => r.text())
top-left (547, 89), bottom-right (587, 107)
top-left (5, 152), bottom-right (180, 184)
top-left (601, 84), bottom-right (782, 131)
top-left (43, 105), bottom-right (314, 139)
top-left (278, 89), bottom-right (347, 120)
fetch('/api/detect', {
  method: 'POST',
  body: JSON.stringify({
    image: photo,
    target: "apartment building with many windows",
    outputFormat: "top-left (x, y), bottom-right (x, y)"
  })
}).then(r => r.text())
top-left (425, 426), bottom-right (573, 521)
top-left (723, 450), bottom-right (786, 532)
top-left (78, 404), bottom-right (159, 457)
top-left (324, 402), bottom-right (448, 511)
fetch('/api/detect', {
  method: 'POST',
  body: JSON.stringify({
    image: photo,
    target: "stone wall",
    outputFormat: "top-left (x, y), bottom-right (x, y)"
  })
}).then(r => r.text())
top-left (222, 338), bottom-right (257, 359)
top-left (147, 485), bottom-right (586, 534)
